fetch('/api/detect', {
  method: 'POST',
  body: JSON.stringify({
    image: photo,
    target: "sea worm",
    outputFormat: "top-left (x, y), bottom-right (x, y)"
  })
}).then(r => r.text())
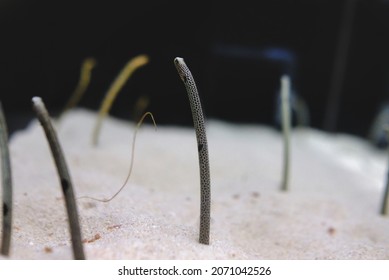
top-left (0, 102), bottom-right (13, 256)
top-left (32, 97), bottom-right (85, 260)
top-left (92, 54), bottom-right (149, 146)
top-left (174, 57), bottom-right (211, 245)
top-left (61, 57), bottom-right (97, 116)
top-left (381, 127), bottom-right (389, 215)
top-left (274, 88), bottom-right (310, 129)
top-left (280, 75), bottom-right (291, 191)
top-left (79, 111), bottom-right (156, 202)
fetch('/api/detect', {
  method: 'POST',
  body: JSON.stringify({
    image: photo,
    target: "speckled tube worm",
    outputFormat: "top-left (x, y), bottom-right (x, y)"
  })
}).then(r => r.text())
top-left (0, 102), bottom-right (13, 256)
top-left (280, 75), bottom-right (291, 191)
top-left (32, 97), bottom-right (85, 260)
top-left (174, 57), bottom-right (211, 245)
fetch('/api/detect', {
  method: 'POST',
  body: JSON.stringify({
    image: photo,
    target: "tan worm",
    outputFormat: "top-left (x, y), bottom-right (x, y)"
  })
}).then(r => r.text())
top-left (92, 55), bottom-right (149, 146)
top-left (62, 57), bottom-right (97, 116)
top-left (79, 111), bottom-right (156, 203)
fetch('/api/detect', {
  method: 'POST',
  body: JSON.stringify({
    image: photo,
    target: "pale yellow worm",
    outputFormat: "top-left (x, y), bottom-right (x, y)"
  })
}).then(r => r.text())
top-left (62, 57), bottom-right (97, 115)
top-left (92, 55), bottom-right (149, 146)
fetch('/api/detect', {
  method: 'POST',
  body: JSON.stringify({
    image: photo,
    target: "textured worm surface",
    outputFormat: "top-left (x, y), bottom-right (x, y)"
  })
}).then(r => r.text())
top-left (32, 97), bottom-right (85, 259)
top-left (0, 102), bottom-right (12, 256)
top-left (174, 57), bottom-right (211, 245)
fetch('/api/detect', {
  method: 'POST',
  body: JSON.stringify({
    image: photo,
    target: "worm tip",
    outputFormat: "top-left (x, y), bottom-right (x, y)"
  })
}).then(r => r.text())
top-left (174, 57), bottom-right (184, 64)
top-left (32, 96), bottom-right (43, 106)
top-left (281, 74), bottom-right (290, 84)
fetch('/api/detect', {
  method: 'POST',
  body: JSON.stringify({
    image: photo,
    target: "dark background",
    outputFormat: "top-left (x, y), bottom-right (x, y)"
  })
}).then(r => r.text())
top-left (1, 0), bottom-right (388, 139)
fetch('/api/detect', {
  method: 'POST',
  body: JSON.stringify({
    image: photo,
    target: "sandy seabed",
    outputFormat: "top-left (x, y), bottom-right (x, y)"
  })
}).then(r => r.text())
top-left (0, 109), bottom-right (388, 259)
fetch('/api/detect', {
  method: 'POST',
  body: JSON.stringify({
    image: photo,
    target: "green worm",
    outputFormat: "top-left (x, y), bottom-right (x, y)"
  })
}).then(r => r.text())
top-left (280, 75), bottom-right (291, 191)
top-left (174, 57), bottom-right (211, 245)
top-left (32, 97), bottom-right (85, 260)
top-left (0, 101), bottom-right (13, 256)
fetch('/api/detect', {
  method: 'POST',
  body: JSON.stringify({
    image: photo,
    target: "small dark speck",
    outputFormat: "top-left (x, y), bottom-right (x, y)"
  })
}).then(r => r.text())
top-left (251, 192), bottom-right (260, 198)
top-left (83, 202), bottom-right (96, 209)
top-left (328, 227), bottom-right (336, 235)
top-left (83, 233), bottom-right (101, 243)
top-left (186, 196), bottom-right (191, 201)
top-left (107, 224), bottom-right (122, 231)
top-left (232, 194), bottom-right (240, 200)
top-left (23, 192), bottom-right (28, 196)
top-left (3, 203), bottom-right (8, 216)
top-left (44, 246), bottom-right (53, 253)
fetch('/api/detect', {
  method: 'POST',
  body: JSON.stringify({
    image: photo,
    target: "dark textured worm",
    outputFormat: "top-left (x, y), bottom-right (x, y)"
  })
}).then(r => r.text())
top-left (0, 101), bottom-right (13, 256)
top-left (174, 57), bottom-right (211, 245)
top-left (32, 97), bottom-right (85, 260)
top-left (280, 75), bottom-right (291, 191)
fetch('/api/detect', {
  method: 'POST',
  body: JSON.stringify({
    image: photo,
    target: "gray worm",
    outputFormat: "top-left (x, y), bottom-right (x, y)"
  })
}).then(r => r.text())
top-left (32, 97), bottom-right (85, 259)
top-left (280, 75), bottom-right (291, 191)
top-left (0, 101), bottom-right (13, 256)
top-left (174, 57), bottom-right (211, 245)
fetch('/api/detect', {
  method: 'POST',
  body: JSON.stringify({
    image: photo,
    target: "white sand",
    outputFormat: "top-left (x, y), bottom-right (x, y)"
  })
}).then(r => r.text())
top-left (1, 109), bottom-right (388, 259)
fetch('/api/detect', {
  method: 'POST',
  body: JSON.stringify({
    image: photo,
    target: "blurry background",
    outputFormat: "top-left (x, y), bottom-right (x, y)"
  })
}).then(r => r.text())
top-left (0, 0), bottom-right (388, 140)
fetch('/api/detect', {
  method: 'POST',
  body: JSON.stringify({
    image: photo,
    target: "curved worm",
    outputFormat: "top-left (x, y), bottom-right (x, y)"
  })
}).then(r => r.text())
top-left (92, 55), bottom-right (149, 146)
top-left (62, 57), bottom-right (97, 116)
top-left (79, 112), bottom-right (157, 203)
top-left (32, 97), bottom-right (85, 260)
top-left (0, 102), bottom-right (12, 256)
top-left (174, 57), bottom-right (211, 245)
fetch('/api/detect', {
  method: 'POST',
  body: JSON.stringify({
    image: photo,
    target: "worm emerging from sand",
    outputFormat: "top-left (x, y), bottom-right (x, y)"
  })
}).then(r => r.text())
top-left (174, 57), bottom-right (211, 245)
top-left (0, 102), bottom-right (13, 256)
top-left (32, 97), bottom-right (85, 260)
